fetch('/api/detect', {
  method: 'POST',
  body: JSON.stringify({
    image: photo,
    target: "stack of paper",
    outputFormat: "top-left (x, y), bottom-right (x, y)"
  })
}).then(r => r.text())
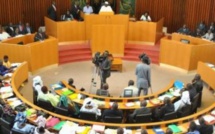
top-left (59, 121), bottom-right (78, 134)
top-left (206, 63), bottom-right (215, 68)
top-left (1, 92), bottom-right (14, 99)
top-left (203, 115), bottom-right (215, 123)
top-left (211, 110), bottom-right (215, 116)
top-left (149, 98), bottom-right (160, 105)
top-left (76, 126), bottom-right (91, 134)
top-left (93, 99), bottom-right (105, 107)
top-left (92, 125), bottom-right (105, 133)
top-left (125, 102), bottom-right (135, 107)
top-left (0, 86), bottom-right (12, 93)
top-left (158, 93), bottom-right (173, 101)
top-left (10, 100), bottom-right (22, 109)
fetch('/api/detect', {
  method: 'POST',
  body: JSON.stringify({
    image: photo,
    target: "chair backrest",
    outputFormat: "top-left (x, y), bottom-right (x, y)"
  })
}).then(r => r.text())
top-left (0, 118), bottom-right (12, 134)
top-left (163, 111), bottom-right (177, 120)
top-left (11, 128), bottom-right (25, 134)
top-left (33, 88), bottom-right (38, 105)
top-left (37, 99), bottom-right (54, 112)
top-left (135, 113), bottom-right (152, 123)
top-left (123, 89), bottom-right (133, 97)
top-left (98, 90), bottom-right (109, 97)
top-left (55, 106), bottom-right (68, 116)
top-left (0, 106), bottom-right (3, 117)
top-left (104, 116), bottom-right (122, 123)
top-left (191, 93), bottom-right (200, 113)
top-left (177, 104), bottom-right (192, 117)
top-left (79, 111), bottom-right (97, 121)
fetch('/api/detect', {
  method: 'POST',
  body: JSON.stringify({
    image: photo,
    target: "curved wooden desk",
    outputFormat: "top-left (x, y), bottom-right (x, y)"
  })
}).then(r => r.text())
top-left (11, 62), bottom-right (215, 133)
top-left (55, 80), bottom-right (176, 110)
top-left (0, 35), bottom-right (58, 72)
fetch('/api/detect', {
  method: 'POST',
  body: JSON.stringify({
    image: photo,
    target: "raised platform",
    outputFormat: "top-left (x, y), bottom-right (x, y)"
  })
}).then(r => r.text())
top-left (58, 42), bottom-right (160, 65)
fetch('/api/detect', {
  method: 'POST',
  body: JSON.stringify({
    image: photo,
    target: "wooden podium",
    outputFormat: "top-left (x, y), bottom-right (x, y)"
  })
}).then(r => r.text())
top-left (160, 33), bottom-right (215, 72)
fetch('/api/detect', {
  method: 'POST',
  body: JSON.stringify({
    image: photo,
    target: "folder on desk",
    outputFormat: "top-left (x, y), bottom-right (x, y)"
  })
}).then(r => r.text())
top-left (153, 128), bottom-right (164, 134)
top-left (62, 89), bottom-right (74, 96)
top-left (168, 124), bottom-right (182, 133)
top-left (51, 83), bottom-right (63, 90)
top-left (53, 121), bottom-right (66, 130)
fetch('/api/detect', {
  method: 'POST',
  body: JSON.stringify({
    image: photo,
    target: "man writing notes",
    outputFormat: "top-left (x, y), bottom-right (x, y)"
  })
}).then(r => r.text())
top-left (135, 56), bottom-right (151, 96)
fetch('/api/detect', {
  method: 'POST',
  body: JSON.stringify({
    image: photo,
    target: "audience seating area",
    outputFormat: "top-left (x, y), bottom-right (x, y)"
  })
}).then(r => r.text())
top-left (0, 61), bottom-right (213, 133)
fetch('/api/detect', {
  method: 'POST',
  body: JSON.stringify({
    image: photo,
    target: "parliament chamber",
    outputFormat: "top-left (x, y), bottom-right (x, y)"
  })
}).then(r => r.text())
top-left (1, 0), bottom-right (215, 134)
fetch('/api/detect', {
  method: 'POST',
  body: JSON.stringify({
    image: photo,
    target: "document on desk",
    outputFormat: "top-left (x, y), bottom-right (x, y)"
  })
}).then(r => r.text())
top-left (125, 102), bottom-right (135, 107)
top-left (203, 115), bottom-right (215, 123)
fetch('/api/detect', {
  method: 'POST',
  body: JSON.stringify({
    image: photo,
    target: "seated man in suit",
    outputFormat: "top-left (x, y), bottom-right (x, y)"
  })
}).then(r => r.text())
top-left (62, 10), bottom-right (74, 21)
top-left (34, 28), bottom-right (48, 42)
top-left (121, 80), bottom-right (138, 97)
top-left (154, 97), bottom-right (174, 120)
top-left (102, 102), bottom-right (123, 121)
top-left (6, 22), bottom-right (15, 37)
top-left (197, 117), bottom-right (213, 134)
top-left (128, 100), bottom-right (151, 122)
top-left (165, 128), bottom-right (173, 134)
top-left (96, 83), bottom-right (110, 96)
top-left (177, 24), bottom-right (190, 35)
top-left (24, 23), bottom-right (33, 34)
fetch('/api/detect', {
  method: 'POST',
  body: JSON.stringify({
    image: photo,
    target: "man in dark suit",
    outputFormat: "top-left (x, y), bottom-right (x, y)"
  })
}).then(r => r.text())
top-left (154, 97), bottom-right (174, 120)
top-left (23, 23), bottom-right (33, 34)
top-left (47, 1), bottom-right (57, 21)
top-left (71, 2), bottom-right (81, 20)
top-left (187, 83), bottom-right (197, 102)
top-left (6, 22), bottom-right (15, 37)
top-left (102, 102), bottom-right (123, 122)
top-left (177, 24), bottom-right (190, 35)
top-left (128, 100), bottom-right (151, 122)
top-left (34, 28), bottom-right (47, 42)
top-left (100, 51), bottom-right (112, 88)
top-left (192, 74), bottom-right (203, 107)
top-left (197, 117), bottom-right (213, 134)
top-left (17, 21), bottom-right (25, 34)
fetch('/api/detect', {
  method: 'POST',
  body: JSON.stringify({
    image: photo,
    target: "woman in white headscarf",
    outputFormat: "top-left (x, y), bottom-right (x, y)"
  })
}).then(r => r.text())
top-left (80, 98), bottom-right (101, 116)
top-left (33, 76), bottom-right (43, 93)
